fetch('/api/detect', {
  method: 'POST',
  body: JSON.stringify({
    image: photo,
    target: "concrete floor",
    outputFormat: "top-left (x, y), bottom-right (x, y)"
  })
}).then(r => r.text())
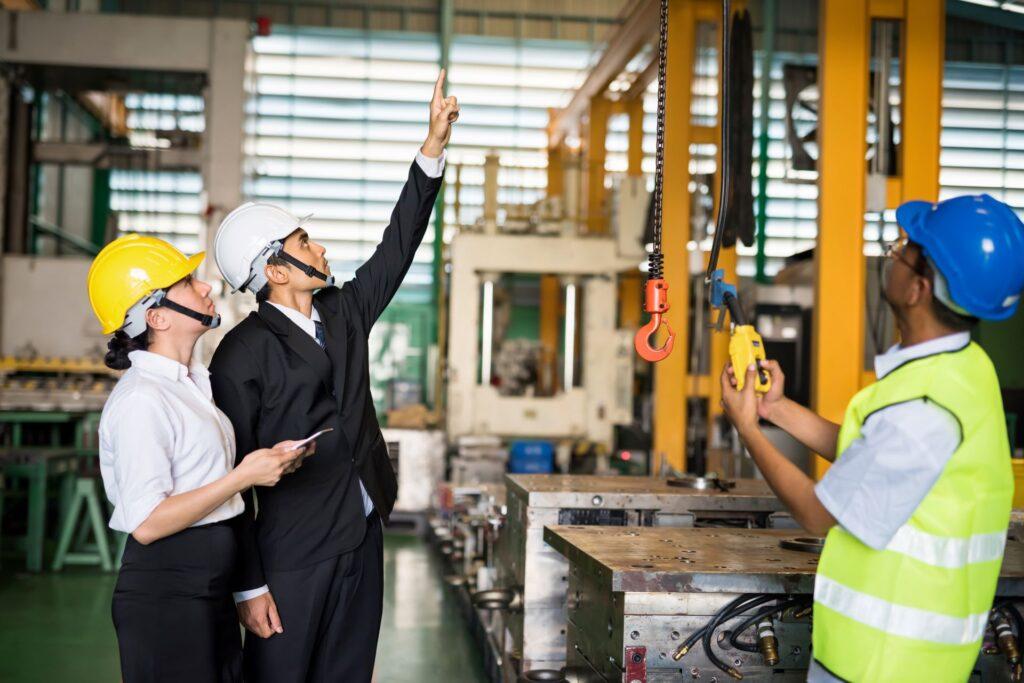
top-left (0, 533), bottom-right (487, 683)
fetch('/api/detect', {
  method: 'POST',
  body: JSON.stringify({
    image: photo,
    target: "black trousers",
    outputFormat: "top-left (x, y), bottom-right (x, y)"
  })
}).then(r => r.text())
top-left (112, 521), bottom-right (243, 683)
top-left (244, 512), bottom-right (384, 683)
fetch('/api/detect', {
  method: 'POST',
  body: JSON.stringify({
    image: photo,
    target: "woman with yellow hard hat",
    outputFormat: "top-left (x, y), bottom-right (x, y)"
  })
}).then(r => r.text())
top-left (88, 234), bottom-right (311, 683)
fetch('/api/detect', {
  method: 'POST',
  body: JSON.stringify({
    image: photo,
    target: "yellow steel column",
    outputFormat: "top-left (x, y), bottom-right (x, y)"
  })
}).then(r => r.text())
top-left (654, 0), bottom-right (695, 474)
top-left (901, 0), bottom-right (943, 202)
top-left (543, 109), bottom-right (567, 395)
top-left (548, 109), bottom-right (566, 199)
top-left (586, 95), bottom-right (611, 235)
top-left (620, 97), bottom-right (646, 334)
top-left (814, 0), bottom-right (869, 479)
top-left (539, 274), bottom-right (562, 394)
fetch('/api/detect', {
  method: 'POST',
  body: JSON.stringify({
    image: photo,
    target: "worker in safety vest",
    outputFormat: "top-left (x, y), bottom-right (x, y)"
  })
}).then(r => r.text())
top-left (720, 193), bottom-right (1024, 682)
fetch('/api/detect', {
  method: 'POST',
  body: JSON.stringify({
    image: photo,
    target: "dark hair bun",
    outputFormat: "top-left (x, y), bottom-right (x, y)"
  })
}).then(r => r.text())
top-left (104, 330), bottom-right (148, 370)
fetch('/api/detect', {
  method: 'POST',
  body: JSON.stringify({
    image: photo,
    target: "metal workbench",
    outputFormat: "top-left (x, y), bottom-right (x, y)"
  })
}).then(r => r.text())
top-left (483, 475), bottom-right (788, 682)
top-left (544, 526), bottom-right (1024, 682)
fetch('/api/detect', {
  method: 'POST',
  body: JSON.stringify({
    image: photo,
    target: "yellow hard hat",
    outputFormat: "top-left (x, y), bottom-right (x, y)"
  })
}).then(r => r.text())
top-left (87, 234), bottom-right (205, 334)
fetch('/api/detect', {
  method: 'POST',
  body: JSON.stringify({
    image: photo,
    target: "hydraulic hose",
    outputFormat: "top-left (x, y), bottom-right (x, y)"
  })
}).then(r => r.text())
top-left (726, 598), bottom-right (808, 653)
top-left (673, 593), bottom-right (763, 660)
top-left (701, 593), bottom-right (775, 679)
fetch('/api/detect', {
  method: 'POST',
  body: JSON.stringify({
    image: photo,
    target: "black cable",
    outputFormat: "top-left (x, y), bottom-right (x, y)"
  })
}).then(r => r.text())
top-left (705, 0), bottom-right (733, 284)
top-left (701, 594), bottom-right (777, 678)
top-left (723, 290), bottom-right (746, 326)
top-left (677, 593), bottom-right (761, 657)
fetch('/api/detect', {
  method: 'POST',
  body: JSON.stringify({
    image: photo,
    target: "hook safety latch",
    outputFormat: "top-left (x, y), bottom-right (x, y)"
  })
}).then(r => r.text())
top-left (634, 278), bottom-right (676, 362)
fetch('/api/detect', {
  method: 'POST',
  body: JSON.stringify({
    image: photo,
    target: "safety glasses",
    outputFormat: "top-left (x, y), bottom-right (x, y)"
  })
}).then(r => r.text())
top-left (884, 237), bottom-right (928, 276)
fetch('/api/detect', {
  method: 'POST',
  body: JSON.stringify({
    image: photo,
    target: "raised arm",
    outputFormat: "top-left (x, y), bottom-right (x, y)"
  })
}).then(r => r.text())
top-left (343, 69), bottom-right (458, 328)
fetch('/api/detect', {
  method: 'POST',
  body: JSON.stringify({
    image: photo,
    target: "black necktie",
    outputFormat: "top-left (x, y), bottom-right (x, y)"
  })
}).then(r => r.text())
top-left (314, 320), bottom-right (326, 349)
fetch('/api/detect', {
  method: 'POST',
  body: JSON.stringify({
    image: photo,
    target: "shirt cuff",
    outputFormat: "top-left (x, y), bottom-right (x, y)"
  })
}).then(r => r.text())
top-left (233, 585), bottom-right (270, 603)
top-left (121, 492), bottom-right (168, 536)
top-left (814, 478), bottom-right (887, 551)
top-left (415, 149), bottom-right (446, 178)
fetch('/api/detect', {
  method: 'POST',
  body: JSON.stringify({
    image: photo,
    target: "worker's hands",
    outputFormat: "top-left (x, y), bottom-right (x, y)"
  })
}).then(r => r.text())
top-left (720, 362), bottom-right (761, 435)
top-left (423, 69), bottom-right (459, 157)
top-left (725, 359), bottom-right (786, 421)
top-left (236, 591), bottom-right (284, 639)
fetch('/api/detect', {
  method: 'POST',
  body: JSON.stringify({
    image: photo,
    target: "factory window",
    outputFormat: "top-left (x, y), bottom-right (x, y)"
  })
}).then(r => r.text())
top-left (441, 35), bottom-right (597, 238)
top-left (108, 92), bottom-right (205, 253)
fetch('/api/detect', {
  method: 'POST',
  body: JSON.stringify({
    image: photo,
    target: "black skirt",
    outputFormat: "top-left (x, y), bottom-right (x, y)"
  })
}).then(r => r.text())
top-left (112, 519), bottom-right (243, 683)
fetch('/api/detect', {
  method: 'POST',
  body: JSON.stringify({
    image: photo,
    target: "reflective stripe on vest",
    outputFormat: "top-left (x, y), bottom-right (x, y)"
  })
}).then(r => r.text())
top-left (814, 575), bottom-right (989, 645)
top-left (886, 524), bottom-right (1006, 569)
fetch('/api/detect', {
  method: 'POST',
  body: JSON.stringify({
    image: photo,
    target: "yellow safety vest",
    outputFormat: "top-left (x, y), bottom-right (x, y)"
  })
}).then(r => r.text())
top-left (813, 341), bottom-right (1013, 682)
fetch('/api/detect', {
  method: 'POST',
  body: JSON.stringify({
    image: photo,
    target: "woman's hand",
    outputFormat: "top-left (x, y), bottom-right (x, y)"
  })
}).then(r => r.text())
top-left (272, 439), bottom-right (316, 475)
top-left (422, 69), bottom-right (459, 156)
top-left (236, 444), bottom-right (306, 487)
top-left (725, 359), bottom-right (787, 421)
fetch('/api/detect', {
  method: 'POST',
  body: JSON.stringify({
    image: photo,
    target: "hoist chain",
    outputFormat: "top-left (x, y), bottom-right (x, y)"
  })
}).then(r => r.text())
top-left (648, 0), bottom-right (669, 280)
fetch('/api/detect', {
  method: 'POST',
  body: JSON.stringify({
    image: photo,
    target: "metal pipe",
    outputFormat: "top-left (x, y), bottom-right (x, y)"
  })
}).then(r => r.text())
top-left (754, 0), bottom-right (776, 284)
top-left (563, 280), bottom-right (577, 390)
top-left (873, 20), bottom-right (893, 177)
top-left (481, 278), bottom-right (495, 385)
top-left (483, 151), bottom-right (499, 234)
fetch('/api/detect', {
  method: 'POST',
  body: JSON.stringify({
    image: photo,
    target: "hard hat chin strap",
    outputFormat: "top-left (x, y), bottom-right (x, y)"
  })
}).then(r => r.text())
top-left (241, 241), bottom-right (336, 295)
top-left (121, 290), bottom-right (221, 338)
top-left (157, 297), bottom-right (222, 330)
top-left (276, 248), bottom-right (336, 287)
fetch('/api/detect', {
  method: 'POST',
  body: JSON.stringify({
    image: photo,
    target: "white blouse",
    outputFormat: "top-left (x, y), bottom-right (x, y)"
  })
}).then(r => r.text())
top-left (98, 350), bottom-right (244, 533)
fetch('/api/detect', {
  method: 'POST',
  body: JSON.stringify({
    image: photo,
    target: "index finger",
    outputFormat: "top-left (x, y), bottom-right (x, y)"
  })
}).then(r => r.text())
top-left (432, 69), bottom-right (446, 104)
top-left (720, 364), bottom-right (733, 393)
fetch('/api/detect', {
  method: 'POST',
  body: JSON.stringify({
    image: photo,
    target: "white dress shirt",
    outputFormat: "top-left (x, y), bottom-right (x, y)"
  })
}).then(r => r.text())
top-left (808, 331), bottom-right (968, 683)
top-left (98, 350), bottom-right (244, 533)
top-left (233, 152), bottom-right (443, 604)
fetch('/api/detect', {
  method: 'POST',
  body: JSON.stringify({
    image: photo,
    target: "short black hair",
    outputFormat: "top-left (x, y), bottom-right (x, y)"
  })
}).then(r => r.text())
top-left (909, 242), bottom-right (978, 333)
top-left (254, 253), bottom-right (289, 303)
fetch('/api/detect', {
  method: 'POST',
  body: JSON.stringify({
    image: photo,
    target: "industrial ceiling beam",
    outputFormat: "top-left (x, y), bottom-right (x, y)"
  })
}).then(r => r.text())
top-left (33, 142), bottom-right (202, 171)
top-left (625, 54), bottom-right (659, 100)
top-left (548, 0), bottom-right (659, 148)
top-left (947, 0), bottom-right (1024, 33)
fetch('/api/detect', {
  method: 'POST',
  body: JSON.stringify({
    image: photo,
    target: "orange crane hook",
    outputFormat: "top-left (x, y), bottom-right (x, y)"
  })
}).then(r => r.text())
top-left (634, 278), bottom-right (675, 362)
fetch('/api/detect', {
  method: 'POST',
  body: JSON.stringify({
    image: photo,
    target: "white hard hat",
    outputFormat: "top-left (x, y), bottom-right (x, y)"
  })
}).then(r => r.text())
top-left (214, 202), bottom-right (311, 293)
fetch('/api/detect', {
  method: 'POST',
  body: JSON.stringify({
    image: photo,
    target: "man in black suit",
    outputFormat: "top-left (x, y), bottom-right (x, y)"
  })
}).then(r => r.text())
top-left (208, 70), bottom-right (458, 682)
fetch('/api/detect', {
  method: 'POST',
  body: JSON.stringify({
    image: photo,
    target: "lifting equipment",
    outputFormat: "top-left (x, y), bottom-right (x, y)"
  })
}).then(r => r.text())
top-left (633, 0), bottom-right (675, 363)
top-left (634, 0), bottom-right (770, 394)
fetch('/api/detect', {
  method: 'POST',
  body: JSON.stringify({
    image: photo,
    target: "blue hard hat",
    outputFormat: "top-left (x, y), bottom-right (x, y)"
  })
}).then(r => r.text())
top-left (896, 194), bottom-right (1024, 321)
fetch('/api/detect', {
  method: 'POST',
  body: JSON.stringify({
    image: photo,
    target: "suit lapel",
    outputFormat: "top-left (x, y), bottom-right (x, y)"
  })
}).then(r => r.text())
top-left (313, 298), bottom-right (348, 401)
top-left (257, 301), bottom-right (334, 394)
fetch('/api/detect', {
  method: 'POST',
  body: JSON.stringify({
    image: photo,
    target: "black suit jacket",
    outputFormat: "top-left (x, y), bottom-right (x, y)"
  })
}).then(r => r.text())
top-left (209, 161), bottom-right (442, 591)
